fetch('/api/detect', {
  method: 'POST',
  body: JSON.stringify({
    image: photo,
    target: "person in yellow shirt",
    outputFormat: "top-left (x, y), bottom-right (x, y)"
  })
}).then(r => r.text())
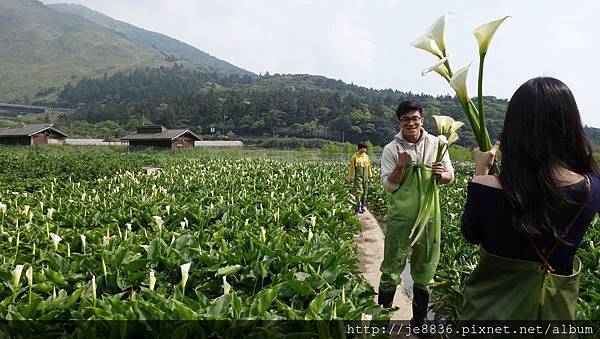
top-left (348, 141), bottom-right (373, 213)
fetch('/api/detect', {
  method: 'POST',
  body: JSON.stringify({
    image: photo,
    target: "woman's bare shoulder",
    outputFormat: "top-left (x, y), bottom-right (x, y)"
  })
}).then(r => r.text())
top-left (471, 175), bottom-right (503, 189)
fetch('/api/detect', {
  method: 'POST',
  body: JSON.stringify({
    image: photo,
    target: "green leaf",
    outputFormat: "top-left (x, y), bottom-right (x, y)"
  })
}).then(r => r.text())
top-left (215, 265), bottom-right (241, 276)
top-left (288, 279), bottom-right (313, 296)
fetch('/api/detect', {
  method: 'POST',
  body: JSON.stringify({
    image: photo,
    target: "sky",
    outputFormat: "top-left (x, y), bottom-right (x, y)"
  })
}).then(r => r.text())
top-left (43, 0), bottom-right (600, 127)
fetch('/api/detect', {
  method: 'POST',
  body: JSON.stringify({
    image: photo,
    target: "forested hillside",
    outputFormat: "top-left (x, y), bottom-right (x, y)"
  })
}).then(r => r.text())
top-left (53, 65), bottom-right (511, 147)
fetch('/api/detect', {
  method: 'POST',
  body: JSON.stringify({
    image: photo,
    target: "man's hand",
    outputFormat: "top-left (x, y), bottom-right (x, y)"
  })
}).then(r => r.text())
top-left (395, 145), bottom-right (413, 169)
top-left (387, 145), bottom-right (412, 186)
top-left (432, 162), bottom-right (451, 184)
top-left (474, 141), bottom-right (500, 176)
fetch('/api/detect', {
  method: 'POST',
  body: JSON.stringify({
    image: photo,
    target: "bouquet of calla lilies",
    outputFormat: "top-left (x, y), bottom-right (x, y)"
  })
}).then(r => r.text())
top-left (409, 115), bottom-right (464, 245)
top-left (412, 14), bottom-right (509, 173)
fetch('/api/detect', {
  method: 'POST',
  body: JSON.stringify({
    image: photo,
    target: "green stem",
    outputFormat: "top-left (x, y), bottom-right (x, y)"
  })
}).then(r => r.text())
top-left (443, 59), bottom-right (453, 79)
top-left (461, 100), bottom-right (481, 145)
top-left (477, 54), bottom-right (485, 132)
top-left (476, 54), bottom-right (491, 152)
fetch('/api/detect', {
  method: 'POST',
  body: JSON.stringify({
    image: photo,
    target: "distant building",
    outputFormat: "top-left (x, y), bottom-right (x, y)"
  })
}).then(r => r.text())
top-left (195, 140), bottom-right (244, 148)
top-left (65, 138), bottom-right (128, 146)
top-left (0, 124), bottom-right (68, 146)
top-left (121, 126), bottom-right (201, 149)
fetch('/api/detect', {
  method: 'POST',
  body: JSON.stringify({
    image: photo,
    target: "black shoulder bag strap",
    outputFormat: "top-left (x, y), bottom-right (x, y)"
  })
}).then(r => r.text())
top-left (527, 175), bottom-right (590, 273)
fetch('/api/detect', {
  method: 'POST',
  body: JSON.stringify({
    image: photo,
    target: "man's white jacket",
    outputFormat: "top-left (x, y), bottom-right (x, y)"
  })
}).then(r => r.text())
top-left (380, 129), bottom-right (454, 193)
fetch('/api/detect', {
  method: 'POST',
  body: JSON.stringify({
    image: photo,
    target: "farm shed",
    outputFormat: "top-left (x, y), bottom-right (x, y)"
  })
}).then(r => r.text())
top-left (121, 126), bottom-right (200, 149)
top-left (0, 124), bottom-right (68, 146)
top-left (65, 138), bottom-right (128, 146)
top-left (195, 140), bottom-right (244, 148)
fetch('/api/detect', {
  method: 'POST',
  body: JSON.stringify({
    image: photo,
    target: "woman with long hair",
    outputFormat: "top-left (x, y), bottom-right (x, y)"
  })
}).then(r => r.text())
top-left (460, 77), bottom-right (600, 320)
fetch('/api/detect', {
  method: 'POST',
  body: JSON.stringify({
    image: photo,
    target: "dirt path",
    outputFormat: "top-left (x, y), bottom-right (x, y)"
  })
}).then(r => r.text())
top-left (354, 208), bottom-right (412, 320)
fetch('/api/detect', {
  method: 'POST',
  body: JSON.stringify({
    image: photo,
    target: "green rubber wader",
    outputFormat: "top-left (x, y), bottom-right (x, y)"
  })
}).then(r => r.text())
top-left (379, 164), bottom-right (441, 292)
top-left (353, 166), bottom-right (369, 205)
top-left (461, 249), bottom-right (582, 321)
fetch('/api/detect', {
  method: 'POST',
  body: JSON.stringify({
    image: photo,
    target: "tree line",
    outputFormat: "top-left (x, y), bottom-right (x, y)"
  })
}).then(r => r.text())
top-left (53, 64), bottom-right (516, 146)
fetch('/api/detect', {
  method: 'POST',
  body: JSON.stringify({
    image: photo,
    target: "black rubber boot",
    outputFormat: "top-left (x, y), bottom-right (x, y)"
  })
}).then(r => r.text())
top-left (377, 288), bottom-right (396, 308)
top-left (411, 286), bottom-right (433, 338)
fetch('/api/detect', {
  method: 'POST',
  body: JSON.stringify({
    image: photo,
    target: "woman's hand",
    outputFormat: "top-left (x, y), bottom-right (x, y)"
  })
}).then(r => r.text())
top-left (474, 141), bottom-right (500, 176)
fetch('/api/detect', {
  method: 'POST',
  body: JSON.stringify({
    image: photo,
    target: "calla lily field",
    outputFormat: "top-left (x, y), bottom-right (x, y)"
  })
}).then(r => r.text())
top-left (0, 143), bottom-right (596, 336)
top-left (0, 14), bottom-right (597, 330)
top-left (0, 149), bottom-right (391, 332)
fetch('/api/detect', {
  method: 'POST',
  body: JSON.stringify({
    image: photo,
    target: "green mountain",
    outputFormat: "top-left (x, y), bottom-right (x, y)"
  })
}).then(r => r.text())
top-left (50, 67), bottom-right (600, 149)
top-left (48, 3), bottom-right (252, 76)
top-left (0, 0), bottom-right (251, 103)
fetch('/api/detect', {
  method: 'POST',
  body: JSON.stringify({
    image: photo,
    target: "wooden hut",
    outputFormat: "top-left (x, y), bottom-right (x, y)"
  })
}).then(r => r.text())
top-left (121, 126), bottom-right (200, 149)
top-left (0, 124), bottom-right (68, 146)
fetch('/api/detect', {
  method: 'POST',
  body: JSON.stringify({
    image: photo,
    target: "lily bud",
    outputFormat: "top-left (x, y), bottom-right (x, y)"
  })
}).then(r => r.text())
top-left (26, 266), bottom-right (33, 287)
top-left (149, 271), bottom-right (156, 291)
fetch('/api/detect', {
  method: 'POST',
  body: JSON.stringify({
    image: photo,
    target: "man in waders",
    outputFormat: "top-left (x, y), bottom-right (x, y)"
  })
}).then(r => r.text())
top-left (348, 141), bottom-right (373, 213)
top-left (378, 101), bottom-right (454, 328)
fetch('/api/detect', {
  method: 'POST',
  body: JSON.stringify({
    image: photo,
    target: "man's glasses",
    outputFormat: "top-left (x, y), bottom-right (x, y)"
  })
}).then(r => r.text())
top-left (400, 116), bottom-right (423, 124)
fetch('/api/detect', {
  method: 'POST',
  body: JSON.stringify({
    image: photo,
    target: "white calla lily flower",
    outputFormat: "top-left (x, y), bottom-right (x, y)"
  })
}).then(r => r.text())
top-left (80, 234), bottom-right (86, 254)
top-left (426, 14), bottom-right (447, 54)
top-left (180, 263), bottom-right (191, 291)
top-left (47, 208), bottom-right (55, 220)
top-left (0, 202), bottom-right (7, 212)
top-left (433, 115), bottom-right (465, 136)
top-left (222, 276), bottom-right (231, 294)
top-left (50, 233), bottom-right (62, 251)
top-left (410, 34), bottom-right (443, 58)
top-left (421, 57), bottom-right (450, 80)
top-left (12, 265), bottom-right (24, 288)
top-left (448, 132), bottom-right (460, 146)
top-left (473, 16), bottom-right (510, 55)
top-left (432, 115), bottom-right (454, 135)
top-left (450, 121), bottom-right (465, 134)
top-left (437, 135), bottom-right (448, 145)
top-left (152, 216), bottom-right (163, 232)
top-left (26, 266), bottom-right (33, 287)
top-left (449, 64), bottom-right (472, 106)
top-left (91, 275), bottom-right (96, 300)
top-left (260, 226), bottom-right (267, 242)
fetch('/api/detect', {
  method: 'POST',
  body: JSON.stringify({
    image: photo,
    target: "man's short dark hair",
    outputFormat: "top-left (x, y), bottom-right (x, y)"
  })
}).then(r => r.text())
top-left (358, 141), bottom-right (368, 150)
top-left (396, 101), bottom-right (423, 119)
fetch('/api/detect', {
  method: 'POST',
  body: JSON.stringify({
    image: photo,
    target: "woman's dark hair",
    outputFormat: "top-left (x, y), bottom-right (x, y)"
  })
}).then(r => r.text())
top-left (499, 77), bottom-right (599, 241)
top-left (358, 141), bottom-right (368, 150)
top-left (396, 101), bottom-right (423, 119)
